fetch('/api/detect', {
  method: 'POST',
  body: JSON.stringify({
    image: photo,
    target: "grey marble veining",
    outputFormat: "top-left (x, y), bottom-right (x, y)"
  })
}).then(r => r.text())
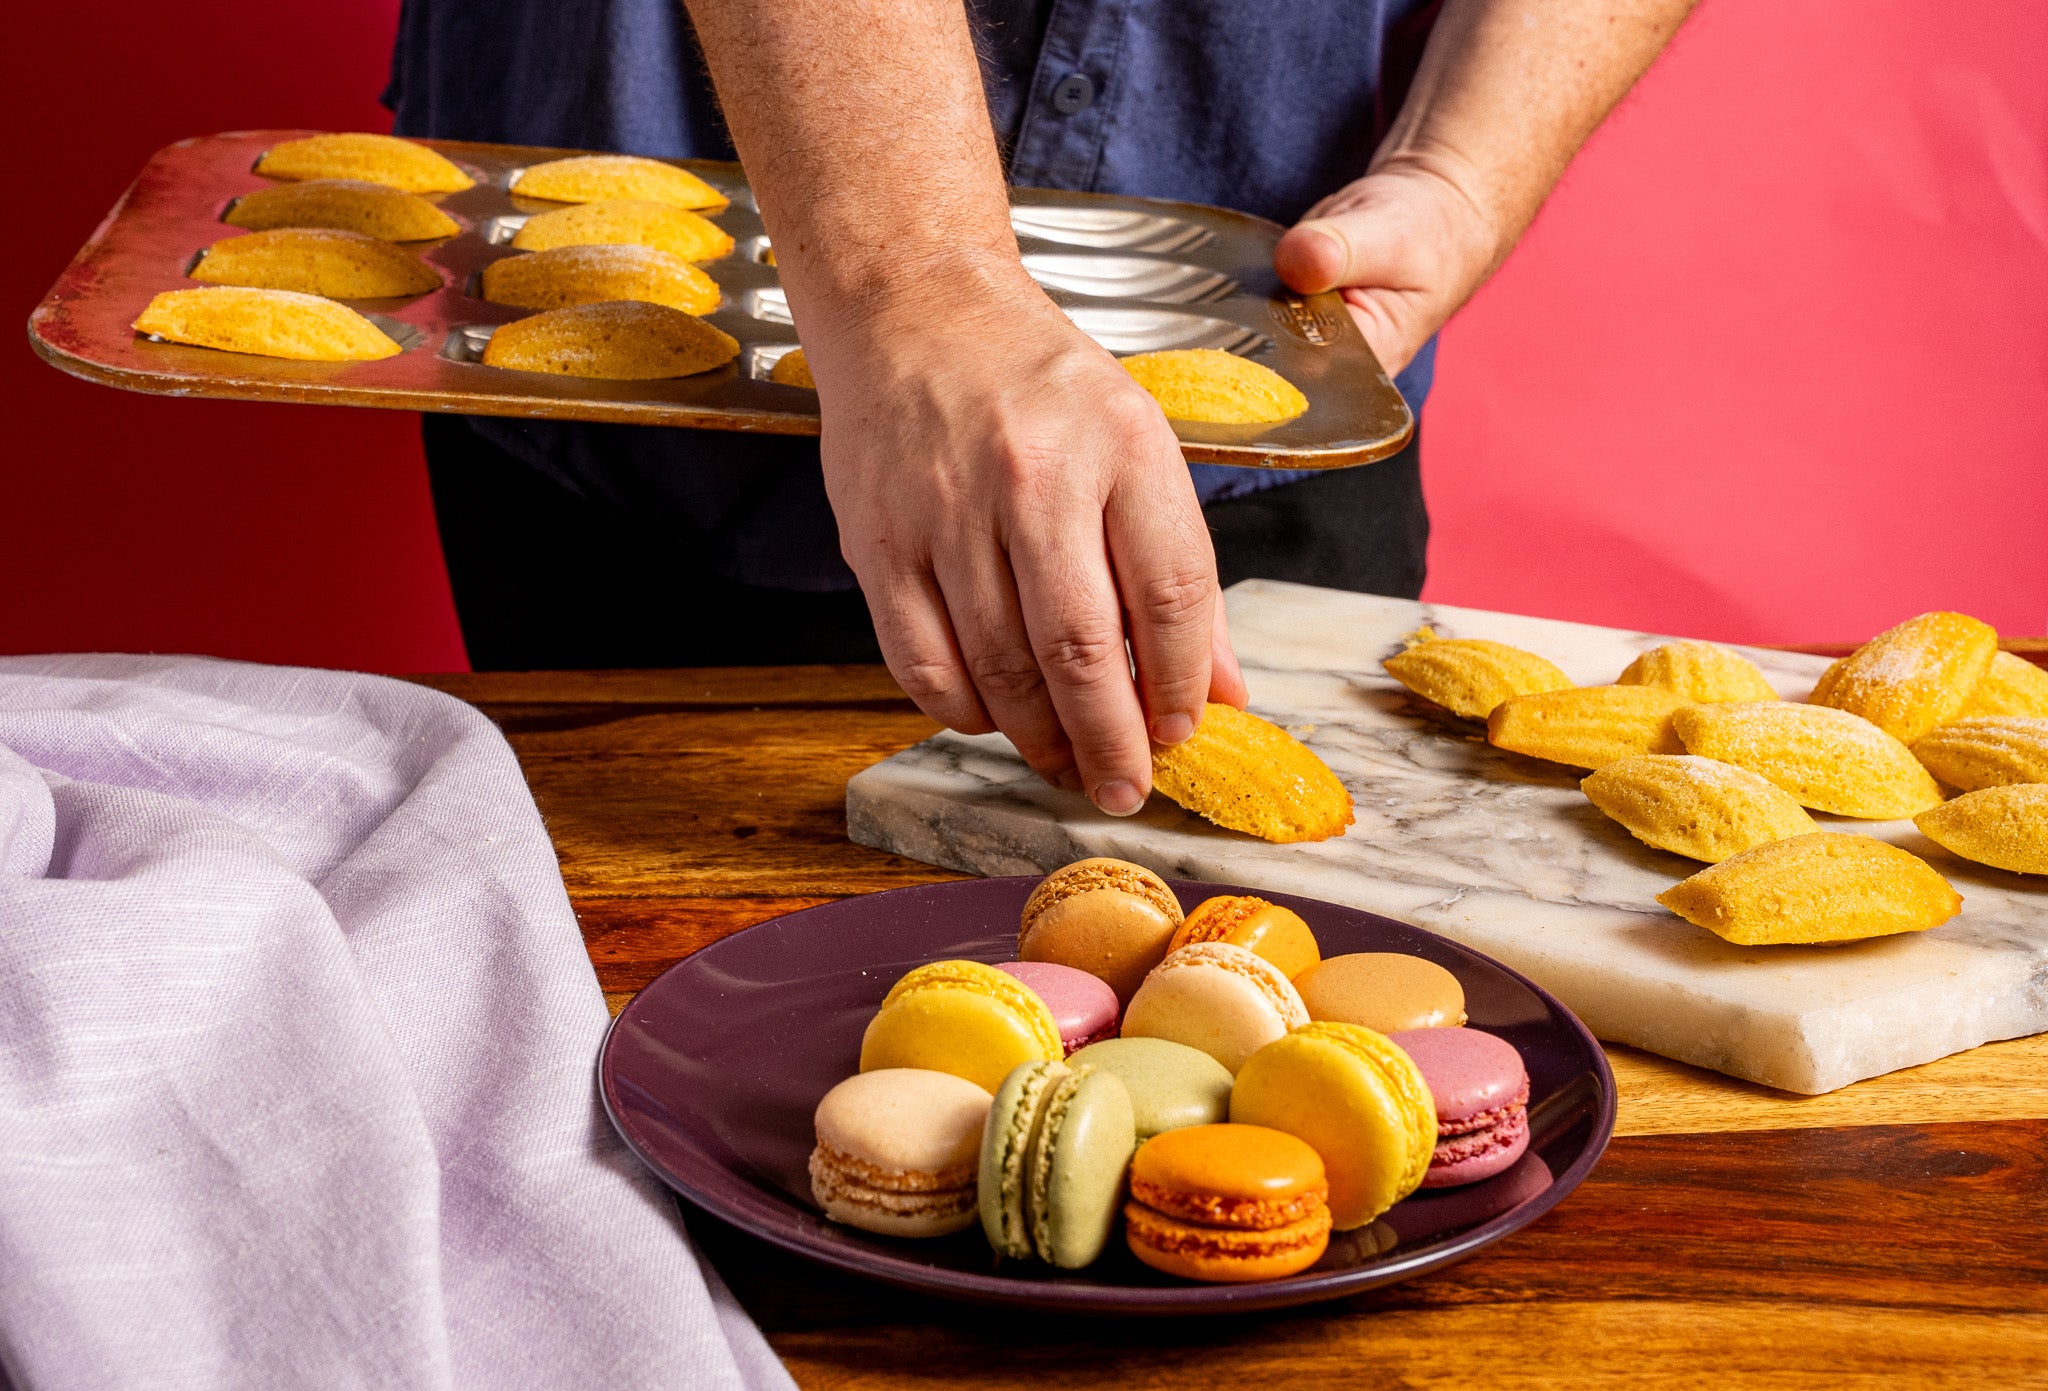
top-left (847, 580), bottom-right (2048, 1094)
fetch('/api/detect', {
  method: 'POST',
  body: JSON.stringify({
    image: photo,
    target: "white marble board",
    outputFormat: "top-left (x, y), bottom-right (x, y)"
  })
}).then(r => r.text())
top-left (846, 580), bottom-right (2048, 1094)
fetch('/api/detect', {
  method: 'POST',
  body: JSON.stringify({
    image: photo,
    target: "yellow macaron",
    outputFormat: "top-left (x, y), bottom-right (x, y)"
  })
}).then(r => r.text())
top-left (859, 959), bottom-right (1063, 1093)
top-left (1230, 1021), bottom-right (1437, 1230)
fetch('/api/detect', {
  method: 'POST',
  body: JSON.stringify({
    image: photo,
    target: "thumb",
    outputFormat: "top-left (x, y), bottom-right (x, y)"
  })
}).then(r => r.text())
top-left (1275, 209), bottom-right (1396, 295)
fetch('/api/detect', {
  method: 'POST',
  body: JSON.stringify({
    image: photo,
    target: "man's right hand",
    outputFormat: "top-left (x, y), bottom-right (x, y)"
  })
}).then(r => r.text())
top-left (804, 250), bottom-right (1245, 815)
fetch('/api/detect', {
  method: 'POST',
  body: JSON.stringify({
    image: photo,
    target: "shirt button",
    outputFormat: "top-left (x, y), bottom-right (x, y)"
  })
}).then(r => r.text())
top-left (1050, 73), bottom-right (1095, 115)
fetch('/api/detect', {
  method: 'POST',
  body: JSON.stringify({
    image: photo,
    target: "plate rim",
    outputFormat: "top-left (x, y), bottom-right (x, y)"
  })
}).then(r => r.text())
top-left (599, 876), bottom-right (1617, 1315)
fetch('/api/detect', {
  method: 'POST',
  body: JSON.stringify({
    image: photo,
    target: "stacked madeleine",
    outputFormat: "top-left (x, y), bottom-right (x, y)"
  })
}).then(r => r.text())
top-left (135, 133), bottom-right (741, 381)
top-left (139, 134), bottom-right (472, 361)
top-left (1383, 612), bottom-right (2048, 945)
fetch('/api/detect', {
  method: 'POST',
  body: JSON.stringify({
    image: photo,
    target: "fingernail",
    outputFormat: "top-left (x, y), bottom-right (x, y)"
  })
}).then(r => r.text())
top-left (1092, 780), bottom-right (1145, 817)
top-left (1151, 712), bottom-right (1195, 746)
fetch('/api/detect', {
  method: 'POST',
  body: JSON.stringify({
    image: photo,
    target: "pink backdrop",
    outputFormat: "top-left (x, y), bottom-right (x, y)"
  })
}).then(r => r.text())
top-left (6, 0), bottom-right (2043, 671)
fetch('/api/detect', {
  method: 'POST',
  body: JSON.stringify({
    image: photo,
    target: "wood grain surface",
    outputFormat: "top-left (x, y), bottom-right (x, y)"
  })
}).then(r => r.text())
top-left (410, 661), bottom-right (2048, 1384)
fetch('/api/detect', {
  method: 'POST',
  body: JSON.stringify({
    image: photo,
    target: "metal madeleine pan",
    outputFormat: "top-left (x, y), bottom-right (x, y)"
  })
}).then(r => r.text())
top-left (29, 131), bottom-right (1414, 469)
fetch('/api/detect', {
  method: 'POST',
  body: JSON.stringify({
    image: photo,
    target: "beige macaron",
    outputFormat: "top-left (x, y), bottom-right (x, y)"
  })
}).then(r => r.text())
top-left (1018, 858), bottom-right (1184, 1006)
top-left (1293, 953), bottom-right (1466, 1033)
top-left (808, 1068), bottom-right (992, 1237)
top-left (1121, 941), bottom-right (1310, 1074)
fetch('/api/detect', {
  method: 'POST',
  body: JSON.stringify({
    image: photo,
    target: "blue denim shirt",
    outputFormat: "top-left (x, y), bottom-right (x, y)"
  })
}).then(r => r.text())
top-left (387, 0), bottom-right (1440, 590)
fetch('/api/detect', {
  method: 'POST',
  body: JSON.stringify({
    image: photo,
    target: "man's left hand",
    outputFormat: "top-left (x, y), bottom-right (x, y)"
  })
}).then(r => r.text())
top-left (1271, 159), bottom-right (1504, 378)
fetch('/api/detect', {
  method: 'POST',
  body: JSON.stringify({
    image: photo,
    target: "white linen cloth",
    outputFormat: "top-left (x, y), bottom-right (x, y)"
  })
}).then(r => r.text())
top-left (0, 654), bottom-right (793, 1391)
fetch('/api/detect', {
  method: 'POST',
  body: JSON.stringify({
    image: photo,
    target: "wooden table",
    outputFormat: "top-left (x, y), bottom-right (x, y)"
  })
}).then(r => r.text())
top-left (415, 664), bottom-right (2048, 1387)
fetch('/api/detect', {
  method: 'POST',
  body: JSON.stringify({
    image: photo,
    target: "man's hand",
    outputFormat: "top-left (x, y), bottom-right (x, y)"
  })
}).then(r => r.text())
top-left (1274, 0), bottom-right (1698, 377)
top-left (808, 254), bottom-right (1246, 813)
top-left (1273, 159), bottom-right (1501, 378)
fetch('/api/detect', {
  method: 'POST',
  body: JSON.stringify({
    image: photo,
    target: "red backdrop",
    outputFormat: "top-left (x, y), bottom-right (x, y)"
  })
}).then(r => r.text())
top-left (5, 0), bottom-right (2043, 672)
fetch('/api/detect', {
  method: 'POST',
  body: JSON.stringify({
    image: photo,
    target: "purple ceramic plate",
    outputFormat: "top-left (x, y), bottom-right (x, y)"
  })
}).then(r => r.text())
top-left (600, 878), bottom-right (1615, 1315)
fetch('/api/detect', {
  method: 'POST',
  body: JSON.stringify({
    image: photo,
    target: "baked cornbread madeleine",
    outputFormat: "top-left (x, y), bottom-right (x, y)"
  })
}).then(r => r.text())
top-left (1484, 685), bottom-right (1690, 770)
top-left (1169, 895), bottom-right (1321, 980)
top-left (1911, 716), bottom-right (2048, 792)
top-left (1017, 858), bottom-right (1183, 1006)
top-left (769, 347), bottom-right (815, 388)
top-left (254, 132), bottom-right (474, 193)
top-left (480, 301), bottom-right (739, 380)
top-left (479, 244), bottom-right (721, 316)
top-left (133, 287), bottom-right (401, 362)
top-left (1123, 1124), bottom-right (1332, 1282)
top-left (225, 179), bottom-right (462, 242)
top-left (809, 1068), bottom-right (991, 1237)
top-left (512, 153), bottom-right (729, 211)
top-left (859, 959), bottom-right (1062, 1093)
top-left (1150, 703), bottom-right (1355, 843)
top-left (1960, 651), bottom-right (2048, 719)
top-left (1231, 1022), bottom-right (1437, 1230)
top-left (1581, 754), bottom-right (1819, 863)
top-left (1672, 701), bottom-right (1943, 819)
top-left (1121, 942), bottom-right (1310, 1075)
top-left (1616, 640), bottom-right (1779, 704)
top-left (1656, 832), bottom-right (1962, 945)
top-left (1915, 784), bottom-right (2048, 875)
top-left (1809, 610), bottom-right (2000, 744)
top-left (1120, 349), bottom-right (1308, 425)
top-left (191, 229), bottom-right (441, 299)
top-left (1382, 638), bottom-right (1574, 720)
top-left (510, 198), bottom-right (735, 262)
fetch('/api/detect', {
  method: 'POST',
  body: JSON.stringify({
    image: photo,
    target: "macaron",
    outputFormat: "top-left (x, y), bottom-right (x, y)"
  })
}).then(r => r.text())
top-left (1121, 941), bottom-right (1310, 1074)
top-left (1123, 1123), bottom-right (1332, 1282)
top-left (996, 960), bottom-right (1120, 1053)
top-left (978, 1060), bottom-right (1137, 1268)
top-left (1018, 858), bottom-right (1185, 1005)
top-left (860, 959), bottom-right (1063, 1093)
top-left (809, 1068), bottom-right (992, 1237)
top-left (1392, 1027), bottom-right (1532, 1188)
top-left (1169, 895), bottom-right (1323, 980)
top-left (1294, 953), bottom-right (1467, 1032)
top-left (1067, 1036), bottom-right (1234, 1140)
top-left (1230, 1021), bottom-right (1437, 1230)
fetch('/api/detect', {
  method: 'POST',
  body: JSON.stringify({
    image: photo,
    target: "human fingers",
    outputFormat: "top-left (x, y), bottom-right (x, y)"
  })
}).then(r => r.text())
top-left (1103, 463), bottom-right (1215, 749)
top-left (931, 539), bottom-right (1085, 794)
top-left (1208, 595), bottom-right (1249, 709)
top-left (1006, 500), bottom-right (1154, 815)
top-left (860, 557), bottom-right (997, 737)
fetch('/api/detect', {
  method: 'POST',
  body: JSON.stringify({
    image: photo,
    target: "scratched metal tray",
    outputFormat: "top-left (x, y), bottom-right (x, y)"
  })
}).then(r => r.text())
top-left (28, 130), bottom-right (1413, 469)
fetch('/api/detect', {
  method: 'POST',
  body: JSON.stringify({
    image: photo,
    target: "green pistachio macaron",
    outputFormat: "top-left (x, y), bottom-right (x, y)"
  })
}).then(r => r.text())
top-left (978, 1060), bottom-right (1137, 1269)
top-left (1029, 1066), bottom-right (1137, 1268)
top-left (1067, 1036), bottom-right (1234, 1140)
top-left (979, 1060), bottom-right (1067, 1259)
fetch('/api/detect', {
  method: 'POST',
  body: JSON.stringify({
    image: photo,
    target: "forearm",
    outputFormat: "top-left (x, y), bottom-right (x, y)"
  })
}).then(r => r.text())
top-left (1377, 0), bottom-right (1698, 276)
top-left (679, 0), bottom-right (1028, 337)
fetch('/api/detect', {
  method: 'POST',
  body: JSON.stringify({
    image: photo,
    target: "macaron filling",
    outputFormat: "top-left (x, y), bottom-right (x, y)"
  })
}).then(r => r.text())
top-left (808, 1147), bottom-right (978, 1221)
top-left (1123, 1202), bottom-right (1332, 1263)
top-left (1128, 1175), bottom-right (1327, 1231)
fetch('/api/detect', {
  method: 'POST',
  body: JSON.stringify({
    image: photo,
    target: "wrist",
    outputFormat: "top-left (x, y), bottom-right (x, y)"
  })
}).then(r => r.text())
top-left (786, 242), bottom-right (1058, 356)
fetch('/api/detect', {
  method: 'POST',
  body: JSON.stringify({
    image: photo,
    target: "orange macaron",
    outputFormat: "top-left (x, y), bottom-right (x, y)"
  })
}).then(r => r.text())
top-left (1169, 895), bottom-right (1322, 980)
top-left (1123, 1123), bottom-right (1331, 1282)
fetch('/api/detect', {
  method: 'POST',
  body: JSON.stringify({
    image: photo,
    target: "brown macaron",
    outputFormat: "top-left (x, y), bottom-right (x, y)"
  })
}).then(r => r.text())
top-left (1018, 858), bottom-right (1184, 1006)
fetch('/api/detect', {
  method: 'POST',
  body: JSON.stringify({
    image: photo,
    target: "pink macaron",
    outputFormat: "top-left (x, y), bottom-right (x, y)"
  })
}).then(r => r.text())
top-left (1391, 1027), bottom-right (1531, 1188)
top-left (997, 961), bottom-right (1120, 1054)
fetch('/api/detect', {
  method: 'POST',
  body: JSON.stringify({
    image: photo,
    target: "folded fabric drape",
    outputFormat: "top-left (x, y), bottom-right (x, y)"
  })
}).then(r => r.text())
top-left (0, 654), bottom-right (792, 1391)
